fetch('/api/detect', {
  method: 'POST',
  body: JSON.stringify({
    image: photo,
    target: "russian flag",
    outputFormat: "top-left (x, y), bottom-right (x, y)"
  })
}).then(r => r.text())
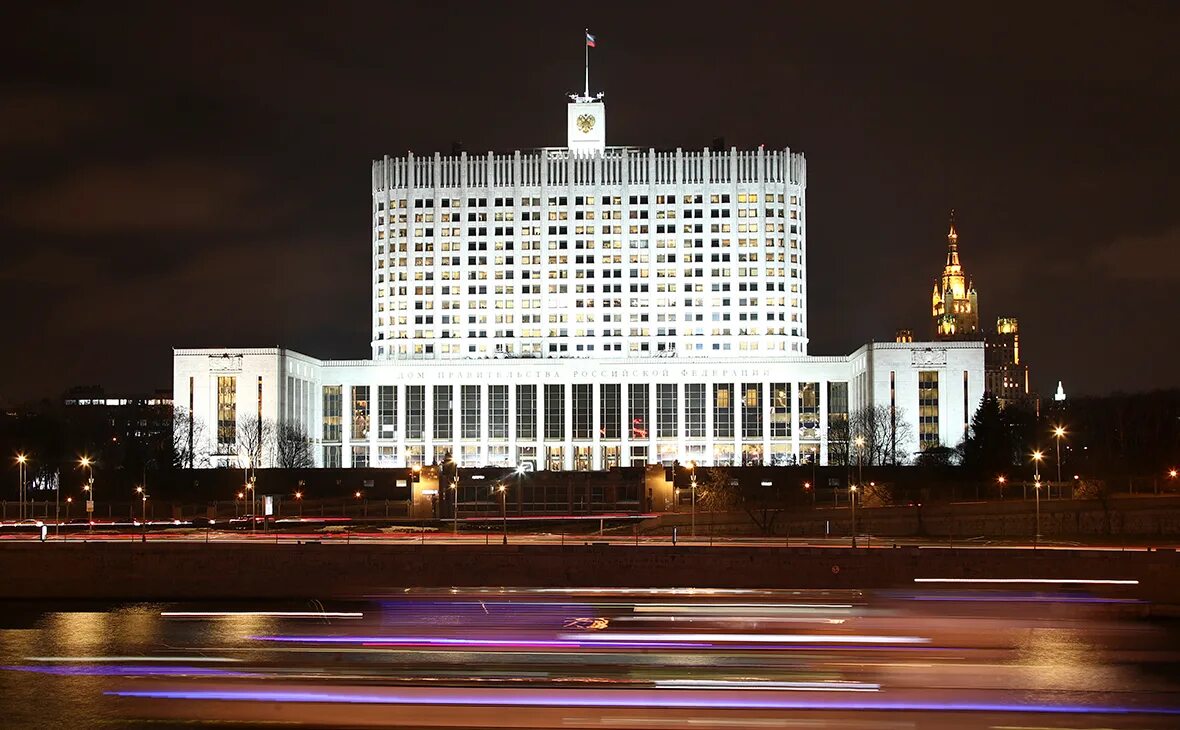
top-left (586, 32), bottom-right (596, 48)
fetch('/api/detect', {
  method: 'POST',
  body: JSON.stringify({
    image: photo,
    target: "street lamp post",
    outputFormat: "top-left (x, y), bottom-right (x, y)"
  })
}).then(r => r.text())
top-left (1052, 426), bottom-right (1066, 498)
top-left (498, 484), bottom-right (508, 545)
top-left (16, 454), bottom-right (28, 521)
top-left (294, 490), bottom-right (303, 517)
top-left (1032, 450), bottom-right (1044, 547)
top-left (79, 457), bottom-right (94, 531)
top-left (997, 475), bottom-right (1007, 500)
top-left (451, 476), bottom-right (459, 536)
top-left (849, 484), bottom-right (858, 548)
top-left (688, 461), bottom-right (697, 539)
top-left (135, 486), bottom-right (148, 523)
top-left (136, 486), bottom-right (148, 538)
top-left (854, 436), bottom-right (865, 490)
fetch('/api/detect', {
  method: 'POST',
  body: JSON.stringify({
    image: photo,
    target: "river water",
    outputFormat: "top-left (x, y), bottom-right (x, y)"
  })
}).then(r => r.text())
top-left (2, 589), bottom-right (1178, 729)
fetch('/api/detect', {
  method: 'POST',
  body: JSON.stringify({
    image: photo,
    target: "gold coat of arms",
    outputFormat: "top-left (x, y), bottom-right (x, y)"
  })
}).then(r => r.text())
top-left (576, 113), bottom-right (596, 133)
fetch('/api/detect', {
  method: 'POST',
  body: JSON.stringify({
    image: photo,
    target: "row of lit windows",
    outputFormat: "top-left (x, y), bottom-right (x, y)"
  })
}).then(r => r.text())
top-left (377, 193), bottom-right (800, 210)
top-left (378, 222), bottom-right (802, 240)
top-left (379, 208), bottom-right (800, 225)
top-left (373, 339), bottom-right (808, 356)
top-left (376, 237), bottom-right (802, 254)
top-left (323, 380), bottom-right (837, 445)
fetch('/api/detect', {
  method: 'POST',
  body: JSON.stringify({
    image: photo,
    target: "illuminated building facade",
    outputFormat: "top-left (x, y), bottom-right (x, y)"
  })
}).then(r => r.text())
top-left (174, 89), bottom-right (984, 470)
top-left (984, 317), bottom-right (1031, 409)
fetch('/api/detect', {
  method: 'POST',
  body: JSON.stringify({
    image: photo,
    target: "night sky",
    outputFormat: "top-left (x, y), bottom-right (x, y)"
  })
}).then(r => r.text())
top-left (2, 1), bottom-right (1177, 405)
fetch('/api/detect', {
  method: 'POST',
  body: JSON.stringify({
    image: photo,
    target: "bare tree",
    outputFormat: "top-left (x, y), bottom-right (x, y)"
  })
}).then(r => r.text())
top-left (171, 406), bottom-right (211, 468)
top-left (849, 405), bottom-right (914, 466)
top-left (236, 414), bottom-right (276, 469)
top-left (274, 423), bottom-right (314, 469)
top-left (827, 415), bottom-right (851, 466)
top-left (694, 467), bottom-right (795, 535)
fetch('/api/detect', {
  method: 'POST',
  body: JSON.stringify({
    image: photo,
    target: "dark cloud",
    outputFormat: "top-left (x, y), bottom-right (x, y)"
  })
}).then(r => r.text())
top-left (0, 90), bottom-right (114, 150)
top-left (1, 0), bottom-right (1178, 403)
top-left (1089, 226), bottom-right (1180, 282)
top-left (4, 160), bottom-right (262, 234)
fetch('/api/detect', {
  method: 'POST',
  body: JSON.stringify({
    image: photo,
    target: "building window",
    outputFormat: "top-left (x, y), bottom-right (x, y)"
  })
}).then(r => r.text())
top-left (827, 381), bottom-right (849, 465)
top-left (433, 385), bottom-right (453, 440)
top-left (322, 445), bottom-right (342, 468)
top-left (378, 385), bottom-right (397, 439)
top-left (572, 384), bottom-right (593, 440)
top-left (714, 383), bottom-right (734, 438)
top-left (351, 445), bottom-right (369, 468)
top-left (544, 384), bottom-right (565, 440)
top-left (770, 382), bottom-right (791, 439)
top-left (461, 385), bottom-right (481, 439)
top-left (628, 383), bottom-right (649, 439)
top-left (546, 445), bottom-right (564, 471)
top-left (741, 382), bottom-right (762, 439)
top-left (516, 384), bottom-right (537, 440)
top-left (919, 370), bottom-right (940, 449)
top-left (798, 382), bottom-right (819, 441)
top-left (489, 385), bottom-right (508, 439)
top-left (685, 383), bottom-right (706, 438)
top-left (405, 385), bottom-right (425, 440)
top-left (217, 376), bottom-right (236, 452)
top-left (517, 444), bottom-right (537, 469)
top-left (352, 385), bottom-right (370, 441)
top-left (322, 385), bottom-right (342, 443)
top-left (600, 384), bottom-right (621, 439)
top-left (656, 384), bottom-right (677, 439)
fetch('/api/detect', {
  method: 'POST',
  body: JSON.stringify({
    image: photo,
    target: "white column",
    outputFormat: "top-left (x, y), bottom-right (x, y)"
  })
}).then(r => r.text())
top-left (508, 382), bottom-right (518, 466)
top-left (563, 383), bottom-right (573, 470)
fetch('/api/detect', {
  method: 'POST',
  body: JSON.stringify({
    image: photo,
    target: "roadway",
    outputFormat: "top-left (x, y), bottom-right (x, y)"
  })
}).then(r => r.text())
top-left (2, 524), bottom-right (1178, 550)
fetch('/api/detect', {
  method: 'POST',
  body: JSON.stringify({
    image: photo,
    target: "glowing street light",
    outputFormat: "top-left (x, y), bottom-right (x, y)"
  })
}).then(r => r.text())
top-left (997, 474), bottom-right (1007, 500)
top-left (688, 460), bottom-right (697, 538)
top-left (294, 490), bottom-right (303, 517)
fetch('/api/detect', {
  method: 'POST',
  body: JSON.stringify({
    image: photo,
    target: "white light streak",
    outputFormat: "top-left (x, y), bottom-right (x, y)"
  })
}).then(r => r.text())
top-left (28, 656), bottom-right (241, 663)
top-left (565, 632), bottom-right (929, 644)
top-left (160, 611), bottom-right (363, 619)
top-left (913, 578), bottom-right (1139, 586)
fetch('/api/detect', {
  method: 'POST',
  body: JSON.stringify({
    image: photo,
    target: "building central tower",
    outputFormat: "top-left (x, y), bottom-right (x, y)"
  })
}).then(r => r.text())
top-left (567, 93), bottom-right (606, 154)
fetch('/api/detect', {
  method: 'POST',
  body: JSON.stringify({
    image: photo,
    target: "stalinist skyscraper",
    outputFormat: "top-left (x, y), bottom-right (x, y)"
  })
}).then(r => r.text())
top-left (931, 211), bottom-right (980, 340)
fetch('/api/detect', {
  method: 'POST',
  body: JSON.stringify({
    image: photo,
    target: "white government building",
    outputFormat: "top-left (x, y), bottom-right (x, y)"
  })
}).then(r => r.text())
top-left (174, 86), bottom-right (983, 471)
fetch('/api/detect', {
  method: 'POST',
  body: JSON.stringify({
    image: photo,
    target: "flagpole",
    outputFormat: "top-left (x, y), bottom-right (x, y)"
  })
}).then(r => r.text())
top-left (584, 29), bottom-right (589, 98)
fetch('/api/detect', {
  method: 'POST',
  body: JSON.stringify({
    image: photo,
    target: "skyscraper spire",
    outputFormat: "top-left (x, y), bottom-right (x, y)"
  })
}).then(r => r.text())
top-left (945, 208), bottom-right (960, 269)
top-left (932, 209), bottom-right (979, 339)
